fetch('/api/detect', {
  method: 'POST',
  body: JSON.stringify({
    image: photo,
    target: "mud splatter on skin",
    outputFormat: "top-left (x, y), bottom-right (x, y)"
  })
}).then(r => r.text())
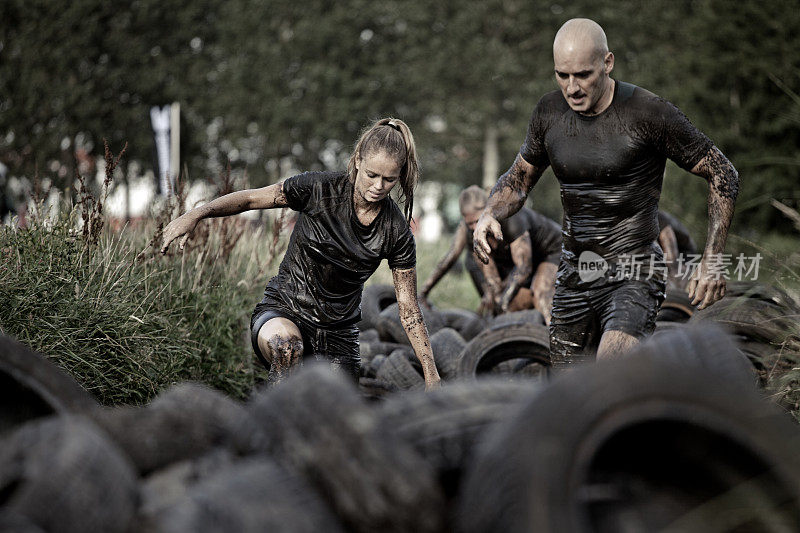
top-left (487, 154), bottom-right (547, 220)
top-left (266, 334), bottom-right (303, 384)
top-left (392, 268), bottom-right (438, 379)
top-left (693, 146), bottom-right (739, 256)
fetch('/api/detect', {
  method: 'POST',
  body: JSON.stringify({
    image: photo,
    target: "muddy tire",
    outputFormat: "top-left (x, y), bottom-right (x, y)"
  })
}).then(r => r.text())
top-left (691, 296), bottom-right (797, 344)
top-left (248, 364), bottom-right (444, 533)
top-left (90, 382), bottom-right (265, 474)
top-left (376, 350), bottom-right (424, 391)
top-left (430, 328), bottom-right (466, 379)
top-left (0, 336), bottom-right (97, 434)
top-left (439, 309), bottom-right (487, 341)
top-left (139, 448), bottom-right (237, 518)
top-left (458, 357), bottom-right (800, 533)
top-left (0, 416), bottom-right (138, 533)
top-left (380, 380), bottom-right (542, 498)
top-left (489, 309), bottom-right (545, 328)
top-left (359, 341), bottom-right (404, 363)
top-left (359, 284), bottom-right (398, 330)
top-left (139, 457), bottom-right (345, 533)
top-left (375, 302), bottom-right (445, 344)
top-left (456, 323), bottom-right (551, 379)
top-left (657, 287), bottom-right (695, 322)
top-left (635, 323), bottom-right (757, 388)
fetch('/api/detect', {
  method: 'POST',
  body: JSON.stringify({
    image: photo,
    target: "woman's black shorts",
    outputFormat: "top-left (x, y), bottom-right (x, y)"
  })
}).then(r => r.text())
top-left (250, 304), bottom-right (360, 381)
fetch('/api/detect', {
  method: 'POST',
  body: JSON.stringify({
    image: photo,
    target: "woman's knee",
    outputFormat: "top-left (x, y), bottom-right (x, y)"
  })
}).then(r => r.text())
top-left (257, 319), bottom-right (304, 367)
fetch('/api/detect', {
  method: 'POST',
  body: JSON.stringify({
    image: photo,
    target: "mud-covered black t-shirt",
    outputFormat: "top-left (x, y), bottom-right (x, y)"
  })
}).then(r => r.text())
top-left (262, 171), bottom-right (416, 327)
top-left (520, 81), bottom-right (713, 268)
top-left (658, 210), bottom-right (698, 255)
top-left (465, 206), bottom-right (561, 278)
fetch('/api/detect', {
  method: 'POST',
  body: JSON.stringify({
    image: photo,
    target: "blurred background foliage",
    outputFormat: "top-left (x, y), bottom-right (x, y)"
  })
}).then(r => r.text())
top-left (1, 0), bottom-right (799, 236)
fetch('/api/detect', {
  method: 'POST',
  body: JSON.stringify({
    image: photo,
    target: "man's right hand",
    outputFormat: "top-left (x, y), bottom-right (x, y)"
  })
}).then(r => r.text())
top-left (473, 212), bottom-right (503, 264)
top-left (160, 213), bottom-right (200, 254)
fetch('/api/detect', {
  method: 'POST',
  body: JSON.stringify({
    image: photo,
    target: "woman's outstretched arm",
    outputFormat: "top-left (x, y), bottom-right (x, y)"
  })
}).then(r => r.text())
top-left (392, 267), bottom-right (441, 390)
top-left (161, 182), bottom-right (288, 253)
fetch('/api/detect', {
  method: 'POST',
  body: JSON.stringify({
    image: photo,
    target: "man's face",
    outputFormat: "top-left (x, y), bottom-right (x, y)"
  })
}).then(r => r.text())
top-left (553, 44), bottom-right (613, 114)
top-left (462, 208), bottom-right (482, 232)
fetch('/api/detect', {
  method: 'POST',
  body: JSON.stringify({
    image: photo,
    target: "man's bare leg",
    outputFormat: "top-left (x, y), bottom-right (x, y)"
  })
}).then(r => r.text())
top-left (596, 329), bottom-right (639, 360)
top-left (257, 317), bottom-right (304, 384)
top-left (531, 262), bottom-right (557, 325)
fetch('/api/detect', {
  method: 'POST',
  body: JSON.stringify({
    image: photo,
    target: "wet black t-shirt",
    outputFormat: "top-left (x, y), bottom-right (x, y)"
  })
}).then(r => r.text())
top-left (261, 171), bottom-right (416, 327)
top-left (520, 81), bottom-right (712, 269)
top-left (465, 206), bottom-right (561, 278)
top-left (658, 210), bottom-right (698, 255)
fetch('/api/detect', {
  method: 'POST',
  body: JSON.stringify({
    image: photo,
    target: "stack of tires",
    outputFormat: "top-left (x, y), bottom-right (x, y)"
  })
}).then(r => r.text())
top-left (358, 285), bottom-right (552, 394)
top-left (2, 327), bottom-right (800, 532)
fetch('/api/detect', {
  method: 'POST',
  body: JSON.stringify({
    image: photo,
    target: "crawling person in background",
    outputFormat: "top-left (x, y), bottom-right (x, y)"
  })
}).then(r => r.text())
top-left (420, 185), bottom-right (561, 324)
top-left (473, 18), bottom-right (739, 365)
top-left (161, 118), bottom-right (441, 389)
top-left (658, 210), bottom-right (698, 289)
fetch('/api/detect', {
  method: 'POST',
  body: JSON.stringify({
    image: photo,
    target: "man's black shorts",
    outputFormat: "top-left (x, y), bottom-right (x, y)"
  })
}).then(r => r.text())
top-left (549, 277), bottom-right (665, 365)
top-left (250, 304), bottom-right (360, 381)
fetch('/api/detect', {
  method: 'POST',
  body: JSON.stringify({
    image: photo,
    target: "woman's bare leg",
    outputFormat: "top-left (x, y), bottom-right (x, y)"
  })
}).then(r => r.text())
top-left (257, 317), bottom-right (304, 384)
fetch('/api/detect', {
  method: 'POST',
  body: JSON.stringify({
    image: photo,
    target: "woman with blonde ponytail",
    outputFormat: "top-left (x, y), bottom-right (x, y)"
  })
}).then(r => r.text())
top-left (161, 118), bottom-right (440, 389)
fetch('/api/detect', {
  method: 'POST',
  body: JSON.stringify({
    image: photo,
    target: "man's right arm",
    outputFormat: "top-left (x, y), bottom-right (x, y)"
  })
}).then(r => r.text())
top-left (473, 154), bottom-right (547, 263)
top-left (420, 222), bottom-right (467, 301)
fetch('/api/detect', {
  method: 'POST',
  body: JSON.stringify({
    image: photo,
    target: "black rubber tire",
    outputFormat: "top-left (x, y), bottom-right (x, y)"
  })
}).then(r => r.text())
top-left (359, 340), bottom-right (404, 363)
top-left (635, 323), bottom-right (757, 389)
top-left (725, 281), bottom-right (800, 314)
top-left (247, 364), bottom-right (444, 533)
top-left (439, 309), bottom-right (487, 341)
top-left (358, 376), bottom-right (397, 400)
top-left (430, 328), bottom-right (467, 379)
top-left (0, 510), bottom-right (45, 533)
top-left (657, 286), bottom-right (696, 322)
top-left (456, 323), bottom-right (551, 378)
top-left (457, 357), bottom-right (800, 533)
top-left (0, 335), bottom-right (97, 434)
top-left (138, 447), bottom-right (237, 518)
top-left (376, 350), bottom-right (424, 391)
top-left (380, 379), bottom-right (542, 498)
top-left (139, 457), bottom-right (346, 533)
top-left (489, 309), bottom-right (545, 328)
top-left (358, 328), bottom-right (380, 343)
top-left (90, 382), bottom-right (266, 474)
top-left (375, 302), bottom-right (445, 344)
top-left (0, 415), bottom-right (138, 533)
top-left (358, 284), bottom-right (398, 330)
top-left (690, 296), bottom-right (797, 344)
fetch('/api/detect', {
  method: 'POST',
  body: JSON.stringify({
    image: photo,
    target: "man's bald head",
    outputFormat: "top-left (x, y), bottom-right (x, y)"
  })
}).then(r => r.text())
top-left (553, 18), bottom-right (609, 64)
top-left (552, 18), bottom-right (615, 115)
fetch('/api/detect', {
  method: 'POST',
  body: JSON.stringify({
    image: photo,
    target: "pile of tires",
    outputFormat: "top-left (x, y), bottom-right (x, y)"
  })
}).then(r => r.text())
top-left (2, 327), bottom-right (800, 532)
top-left (359, 285), bottom-right (552, 394)
top-left (687, 281), bottom-right (800, 412)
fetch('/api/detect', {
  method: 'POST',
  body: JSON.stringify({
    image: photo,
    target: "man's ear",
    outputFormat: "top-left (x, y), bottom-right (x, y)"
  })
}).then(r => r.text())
top-left (604, 51), bottom-right (615, 75)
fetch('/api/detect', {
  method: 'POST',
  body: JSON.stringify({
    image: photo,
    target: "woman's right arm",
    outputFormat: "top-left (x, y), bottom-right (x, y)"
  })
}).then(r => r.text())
top-left (160, 182), bottom-right (288, 253)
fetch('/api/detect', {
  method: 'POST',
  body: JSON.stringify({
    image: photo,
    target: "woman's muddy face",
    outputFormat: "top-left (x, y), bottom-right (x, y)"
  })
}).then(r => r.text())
top-left (354, 150), bottom-right (402, 204)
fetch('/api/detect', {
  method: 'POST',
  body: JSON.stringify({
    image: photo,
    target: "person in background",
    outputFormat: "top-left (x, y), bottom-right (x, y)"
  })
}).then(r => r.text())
top-left (421, 185), bottom-right (561, 323)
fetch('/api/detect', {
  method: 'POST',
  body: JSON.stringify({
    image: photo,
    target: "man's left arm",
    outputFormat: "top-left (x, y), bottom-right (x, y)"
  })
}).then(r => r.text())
top-left (687, 146), bottom-right (739, 309)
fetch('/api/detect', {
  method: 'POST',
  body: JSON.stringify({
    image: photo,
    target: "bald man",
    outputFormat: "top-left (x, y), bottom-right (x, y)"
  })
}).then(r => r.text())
top-left (474, 18), bottom-right (739, 365)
